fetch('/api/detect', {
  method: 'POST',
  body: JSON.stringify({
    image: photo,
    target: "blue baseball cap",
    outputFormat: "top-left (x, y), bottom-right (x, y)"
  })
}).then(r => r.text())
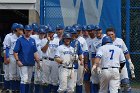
top-left (56, 24), bottom-right (64, 30)
top-left (24, 25), bottom-right (33, 31)
top-left (17, 24), bottom-right (24, 29)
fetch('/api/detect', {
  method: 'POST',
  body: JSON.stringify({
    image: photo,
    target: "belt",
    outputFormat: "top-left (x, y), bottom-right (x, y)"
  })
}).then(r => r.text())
top-left (43, 57), bottom-right (54, 61)
top-left (102, 67), bottom-right (119, 70)
top-left (63, 66), bottom-right (73, 69)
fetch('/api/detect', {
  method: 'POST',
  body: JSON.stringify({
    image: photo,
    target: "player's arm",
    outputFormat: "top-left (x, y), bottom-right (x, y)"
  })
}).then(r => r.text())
top-left (119, 50), bottom-right (126, 72)
top-left (41, 36), bottom-right (50, 53)
top-left (91, 48), bottom-right (102, 71)
top-left (13, 39), bottom-right (23, 67)
top-left (54, 46), bottom-right (63, 64)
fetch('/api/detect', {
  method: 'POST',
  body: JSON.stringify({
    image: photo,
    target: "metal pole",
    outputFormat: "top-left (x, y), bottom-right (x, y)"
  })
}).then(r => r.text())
top-left (126, 0), bottom-right (130, 51)
top-left (40, 0), bottom-right (44, 25)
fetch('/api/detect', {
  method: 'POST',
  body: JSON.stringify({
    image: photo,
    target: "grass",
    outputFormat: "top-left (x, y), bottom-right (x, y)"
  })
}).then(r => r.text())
top-left (131, 81), bottom-right (140, 89)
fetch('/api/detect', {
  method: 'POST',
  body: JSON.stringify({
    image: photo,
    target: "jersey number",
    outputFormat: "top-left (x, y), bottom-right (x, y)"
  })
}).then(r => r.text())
top-left (109, 50), bottom-right (114, 60)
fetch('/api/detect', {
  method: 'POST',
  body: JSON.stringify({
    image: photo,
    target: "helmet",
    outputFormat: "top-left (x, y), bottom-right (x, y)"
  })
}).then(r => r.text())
top-left (11, 23), bottom-right (18, 30)
top-left (64, 26), bottom-right (72, 33)
top-left (38, 25), bottom-right (46, 34)
top-left (73, 24), bottom-right (82, 31)
top-left (56, 24), bottom-right (64, 30)
top-left (82, 25), bottom-right (87, 31)
top-left (17, 24), bottom-right (24, 29)
top-left (102, 36), bottom-right (112, 45)
top-left (70, 27), bottom-right (77, 34)
top-left (24, 25), bottom-right (32, 31)
top-left (94, 25), bottom-right (102, 31)
top-left (63, 32), bottom-right (71, 39)
top-left (32, 23), bottom-right (39, 32)
top-left (87, 24), bottom-right (95, 31)
top-left (47, 26), bottom-right (55, 33)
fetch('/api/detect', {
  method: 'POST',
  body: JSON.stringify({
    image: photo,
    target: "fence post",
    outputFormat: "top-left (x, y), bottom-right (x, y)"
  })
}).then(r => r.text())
top-left (126, 0), bottom-right (130, 51)
top-left (40, 0), bottom-right (44, 25)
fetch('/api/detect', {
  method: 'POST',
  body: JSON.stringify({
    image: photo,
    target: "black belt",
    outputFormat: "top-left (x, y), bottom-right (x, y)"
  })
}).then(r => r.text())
top-left (102, 67), bottom-right (119, 70)
top-left (43, 57), bottom-right (54, 61)
top-left (63, 66), bottom-right (73, 69)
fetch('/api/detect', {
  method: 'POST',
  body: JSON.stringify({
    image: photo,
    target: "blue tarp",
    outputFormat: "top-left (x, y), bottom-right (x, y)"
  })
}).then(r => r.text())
top-left (42, 0), bottom-right (121, 37)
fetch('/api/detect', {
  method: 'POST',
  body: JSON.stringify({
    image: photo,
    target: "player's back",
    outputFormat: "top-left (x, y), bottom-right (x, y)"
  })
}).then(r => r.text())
top-left (97, 44), bottom-right (125, 68)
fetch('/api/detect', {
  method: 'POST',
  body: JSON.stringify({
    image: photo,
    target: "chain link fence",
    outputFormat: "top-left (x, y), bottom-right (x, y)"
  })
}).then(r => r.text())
top-left (122, 0), bottom-right (140, 91)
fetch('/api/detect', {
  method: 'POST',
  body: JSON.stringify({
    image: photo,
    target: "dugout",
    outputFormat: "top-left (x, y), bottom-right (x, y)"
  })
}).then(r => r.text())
top-left (0, 0), bottom-right (40, 88)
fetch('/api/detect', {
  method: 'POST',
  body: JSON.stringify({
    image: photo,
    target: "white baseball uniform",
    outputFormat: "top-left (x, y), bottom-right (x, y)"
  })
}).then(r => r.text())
top-left (5, 34), bottom-right (20, 80)
top-left (55, 44), bottom-right (75, 92)
top-left (3, 33), bottom-right (13, 81)
top-left (41, 37), bottom-right (59, 85)
top-left (90, 34), bottom-right (106, 84)
top-left (96, 44), bottom-right (126, 93)
top-left (113, 38), bottom-right (129, 79)
top-left (77, 36), bottom-right (88, 85)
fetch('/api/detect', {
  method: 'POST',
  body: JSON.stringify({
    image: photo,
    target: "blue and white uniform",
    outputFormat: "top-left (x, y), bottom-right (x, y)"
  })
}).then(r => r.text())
top-left (95, 44), bottom-right (126, 93)
top-left (113, 38), bottom-right (129, 80)
top-left (55, 44), bottom-right (76, 93)
top-left (40, 37), bottom-right (59, 85)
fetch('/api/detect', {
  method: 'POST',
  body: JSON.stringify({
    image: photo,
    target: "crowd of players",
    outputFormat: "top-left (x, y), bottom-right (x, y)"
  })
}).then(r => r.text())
top-left (1, 23), bottom-right (135, 93)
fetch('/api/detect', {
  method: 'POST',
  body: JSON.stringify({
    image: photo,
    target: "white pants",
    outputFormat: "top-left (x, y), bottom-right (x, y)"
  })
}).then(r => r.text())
top-left (120, 64), bottom-right (129, 80)
top-left (19, 66), bottom-right (33, 84)
top-left (76, 61), bottom-right (84, 85)
top-left (58, 66), bottom-right (75, 93)
top-left (9, 55), bottom-right (20, 80)
top-left (4, 64), bottom-right (10, 81)
top-left (34, 60), bottom-right (43, 84)
top-left (99, 68), bottom-right (120, 93)
top-left (41, 59), bottom-right (59, 85)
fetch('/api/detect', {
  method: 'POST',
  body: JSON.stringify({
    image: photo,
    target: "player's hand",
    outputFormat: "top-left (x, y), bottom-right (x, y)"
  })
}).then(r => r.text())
top-left (17, 61), bottom-right (23, 67)
top-left (80, 60), bottom-right (84, 66)
top-left (47, 36), bottom-right (51, 41)
top-left (84, 63), bottom-right (89, 72)
top-left (4, 58), bottom-right (10, 65)
top-left (97, 67), bottom-right (101, 74)
top-left (129, 62), bottom-right (134, 70)
top-left (91, 65), bottom-right (97, 74)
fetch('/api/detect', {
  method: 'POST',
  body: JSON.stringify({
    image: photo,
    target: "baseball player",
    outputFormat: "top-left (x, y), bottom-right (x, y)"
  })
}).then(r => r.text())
top-left (106, 27), bottom-right (135, 93)
top-left (41, 26), bottom-right (60, 93)
top-left (90, 25), bottom-right (106, 93)
top-left (2, 23), bottom-right (18, 93)
top-left (13, 25), bottom-right (40, 93)
top-left (5, 24), bottom-right (24, 93)
top-left (83, 24), bottom-right (96, 93)
top-left (82, 25), bottom-right (89, 40)
top-left (73, 24), bottom-right (88, 93)
top-left (54, 24), bottom-right (64, 40)
top-left (55, 32), bottom-right (82, 93)
top-left (33, 25), bottom-right (46, 93)
top-left (91, 36), bottom-right (126, 93)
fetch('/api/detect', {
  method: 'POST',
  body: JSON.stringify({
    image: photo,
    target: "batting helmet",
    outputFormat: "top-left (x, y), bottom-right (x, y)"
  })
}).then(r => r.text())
top-left (32, 23), bottom-right (39, 32)
top-left (47, 26), bottom-right (55, 33)
top-left (63, 32), bottom-right (71, 39)
top-left (87, 25), bottom-right (95, 31)
top-left (56, 24), bottom-right (64, 30)
top-left (73, 24), bottom-right (82, 31)
top-left (38, 25), bottom-right (46, 34)
top-left (82, 25), bottom-right (87, 31)
top-left (24, 25), bottom-right (32, 31)
top-left (102, 36), bottom-right (112, 45)
top-left (70, 27), bottom-right (77, 34)
top-left (64, 26), bottom-right (72, 33)
top-left (17, 24), bottom-right (24, 29)
top-left (94, 25), bottom-right (102, 31)
top-left (11, 23), bottom-right (18, 31)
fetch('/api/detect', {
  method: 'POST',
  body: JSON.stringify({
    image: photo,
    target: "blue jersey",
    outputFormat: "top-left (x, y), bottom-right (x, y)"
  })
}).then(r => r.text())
top-left (14, 36), bottom-right (37, 66)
